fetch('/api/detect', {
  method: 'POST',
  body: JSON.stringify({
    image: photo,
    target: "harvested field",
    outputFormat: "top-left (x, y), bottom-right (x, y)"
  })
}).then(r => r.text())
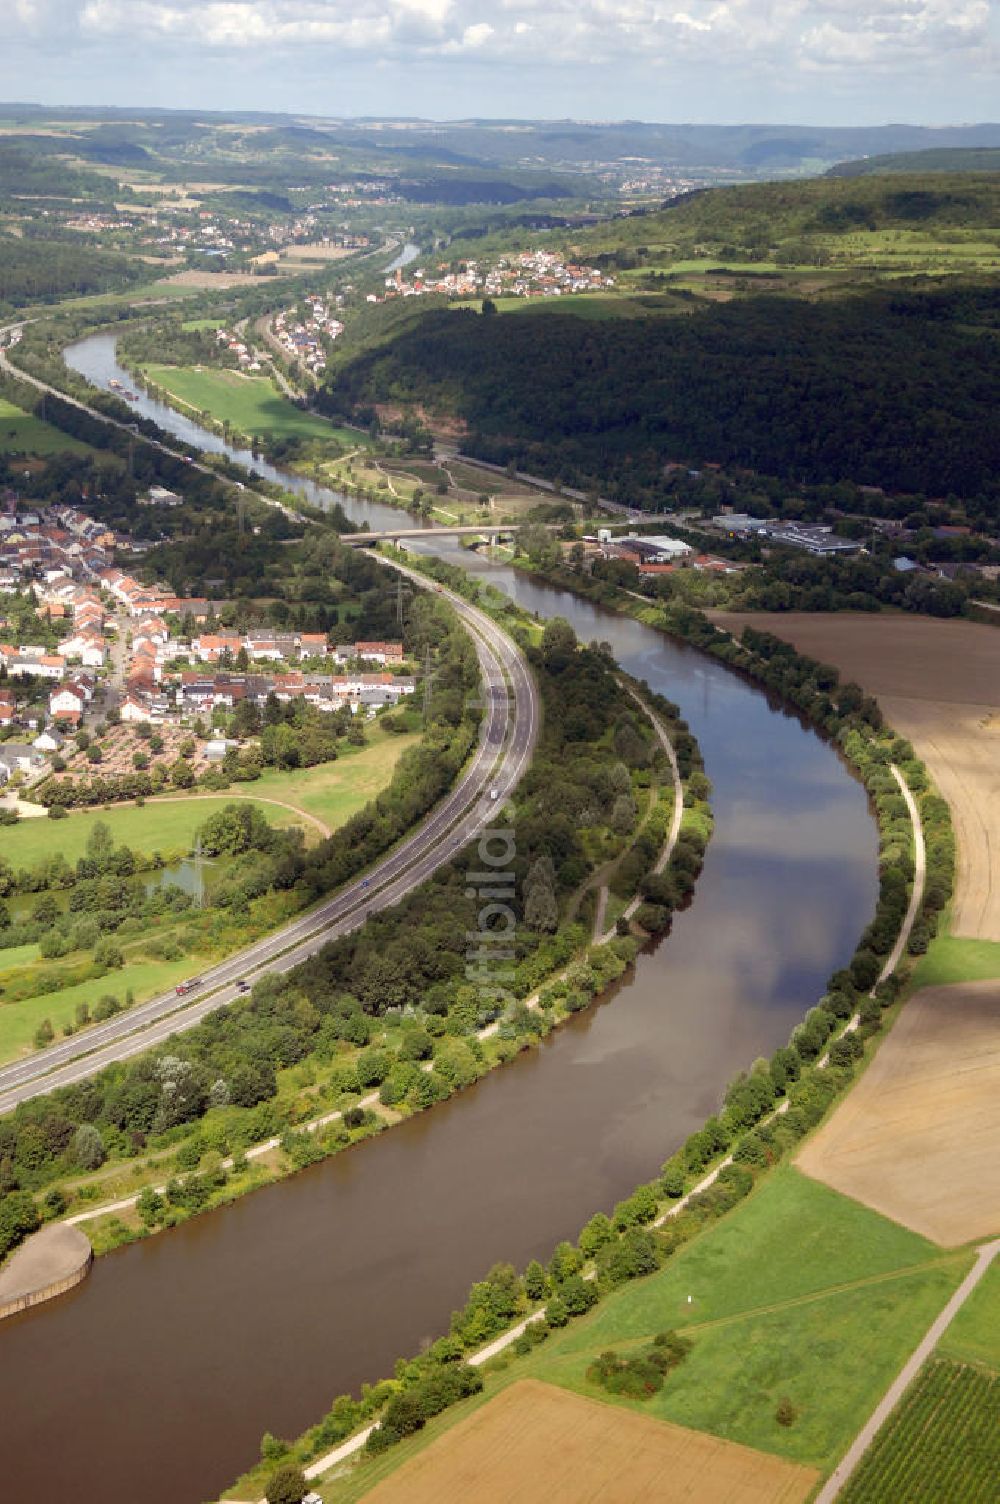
top-left (358, 1379), bottom-right (819, 1504)
top-left (277, 243), bottom-right (355, 264)
top-left (796, 980), bottom-right (1000, 1246)
top-left (710, 612), bottom-right (1000, 940)
top-left (158, 269), bottom-right (288, 288)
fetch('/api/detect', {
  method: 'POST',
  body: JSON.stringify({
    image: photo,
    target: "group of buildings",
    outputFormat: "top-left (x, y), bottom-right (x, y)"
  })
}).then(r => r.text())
top-left (213, 328), bottom-right (263, 374)
top-left (269, 298), bottom-right (345, 376)
top-left (594, 531), bottom-right (740, 576)
top-left (175, 668), bottom-right (415, 720)
top-left (121, 631), bottom-right (411, 725)
top-left (371, 248), bottom-right (615, 305)
top-left (708, 514), bottom-right (863, 558)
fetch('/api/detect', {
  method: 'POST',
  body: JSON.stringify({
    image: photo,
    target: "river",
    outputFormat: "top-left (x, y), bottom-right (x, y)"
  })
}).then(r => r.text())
top-left (0, 334), bottom-right (878, 1504)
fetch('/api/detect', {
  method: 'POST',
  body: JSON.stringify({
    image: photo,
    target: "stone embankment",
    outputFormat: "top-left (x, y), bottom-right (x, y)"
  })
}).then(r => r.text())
top-left (0, 1224), bottom-right (93, 1321)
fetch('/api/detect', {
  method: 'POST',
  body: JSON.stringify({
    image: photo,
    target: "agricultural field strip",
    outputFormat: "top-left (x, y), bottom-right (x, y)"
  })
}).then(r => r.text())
top-left (578, 1254), bottom-right (971, 1346)
top-left (838, 1360), bottom-right (1000, 1504)
top-left (814, 1236), bottom-right (1000, 1503)
top-left (708, 613), bottom-right (1000, 942)
top-left (0, 558), bottom-right (538, 1111)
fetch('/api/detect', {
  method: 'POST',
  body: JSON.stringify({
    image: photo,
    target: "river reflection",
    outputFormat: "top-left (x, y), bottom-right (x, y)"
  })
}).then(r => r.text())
top-left (0, 334), bottom-right (880, 1504)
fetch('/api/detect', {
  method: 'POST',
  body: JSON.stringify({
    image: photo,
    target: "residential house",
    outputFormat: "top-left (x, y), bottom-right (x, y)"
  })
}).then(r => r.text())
top-left (49, 682), bottom-right (86, 724)
top-left (0, 742), bottom-right (44, 780)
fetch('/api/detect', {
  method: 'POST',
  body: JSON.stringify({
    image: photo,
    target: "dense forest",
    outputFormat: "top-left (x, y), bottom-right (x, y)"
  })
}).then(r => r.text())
top-left (322, 282), bottom-right (1000, 505)
top-left (0, 234), bottom-right (145, 310)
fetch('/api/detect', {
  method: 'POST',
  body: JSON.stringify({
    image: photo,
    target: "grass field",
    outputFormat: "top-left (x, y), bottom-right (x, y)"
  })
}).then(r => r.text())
top-left (452, 292), bottom-right (681, 320)
top-left (0, 954), bottom-right (197, 1061)
top-left (912, 934), bottom-right (1000, 987)
top-left (315, 1170), bottom-right (969, 1501)
top-left (0, 396), bottom-right (95, 456)
top-left (518, 1171), bottom-right (965, 1472)
top-left (1, 731), bottom-right (415, 868)
top-left (839, 1359), bottom-right (1000, 1504)
top-left (796, 980), bottom-right (1000, 1246)
top-left (140, 363), bottom-right (355, 442)
top-left (0, 734), bottom-right (417, 1062)
top-left (939, 1262), bottom-right (1000, 1369)
top-left (249, 733), bottom-right (418, 831)
top-left (355, 1380), bottom-right (819, 1504)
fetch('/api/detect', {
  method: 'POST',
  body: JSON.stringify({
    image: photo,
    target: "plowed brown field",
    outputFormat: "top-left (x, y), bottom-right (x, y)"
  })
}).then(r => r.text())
top-left (711, 612), bottom-right (1000, 941)
top-left (358, 1379), bottom-right (819, 1504)
top-left (796, 980), bottom-right (1000, 1245)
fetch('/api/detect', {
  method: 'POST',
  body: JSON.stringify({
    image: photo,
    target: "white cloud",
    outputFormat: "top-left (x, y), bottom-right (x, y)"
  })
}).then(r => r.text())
top-left (7, 0), bottom-right (998, 76)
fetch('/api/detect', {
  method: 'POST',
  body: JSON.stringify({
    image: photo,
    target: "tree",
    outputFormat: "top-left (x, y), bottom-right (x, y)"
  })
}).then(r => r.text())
top-left (170, 758), bottom-right (195, 789)
top-left (545, 1292), bottom-right (569, 1327)
top-left (524, 881), bottom-right (558, 933)
top-left (611, 793), bottom-right (638, 835)
top-left (33, 1018), bottom-right (54, 1050)
top-left (524, 1259), bottom-right (548, 1301)
top-left (579, 1212), bottom-right (614, 1256)
top-left (540, 616), bottom-right (576, 666)
top-left (775, 1397), bottom-right (797, 1428)
top-left (72, 1123), bottom-right (106, 1171)
top-left (265, 1464), bottom-right (307, 1504)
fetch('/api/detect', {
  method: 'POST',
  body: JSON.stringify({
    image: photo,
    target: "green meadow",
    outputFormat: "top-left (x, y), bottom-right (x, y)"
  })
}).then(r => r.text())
top-left (141, 363), bottom-right (358, 443)
top-left (0, 396), bottom-right (95, 456)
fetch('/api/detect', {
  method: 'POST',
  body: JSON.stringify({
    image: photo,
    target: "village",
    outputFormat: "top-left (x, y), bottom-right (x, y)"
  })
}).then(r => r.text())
top-left (372, 247), bottom-right (616, 304)
top-left (0, 501), bottom-right (414, 796)
top-left (267, 296), bottom-right (345, 377)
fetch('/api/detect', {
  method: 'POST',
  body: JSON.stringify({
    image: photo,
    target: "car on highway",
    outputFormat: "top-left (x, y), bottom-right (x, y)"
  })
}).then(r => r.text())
top-left (236, 980), bottom-right (250, 993)
top-left (489, 787), bottom-right (500, 801)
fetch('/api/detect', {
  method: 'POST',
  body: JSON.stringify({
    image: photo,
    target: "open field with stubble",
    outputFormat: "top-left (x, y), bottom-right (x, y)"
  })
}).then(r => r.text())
top-left (796, 980), bottom-right (1000, 1245)
top-left (710, 612), bottom-right (1000, 941)
top-left (356, 1380), bottom-right (820, 1504)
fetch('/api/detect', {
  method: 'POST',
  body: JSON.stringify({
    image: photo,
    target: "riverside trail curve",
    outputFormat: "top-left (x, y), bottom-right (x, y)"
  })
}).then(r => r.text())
top-left (0, 566), bottom-right (539, 1114)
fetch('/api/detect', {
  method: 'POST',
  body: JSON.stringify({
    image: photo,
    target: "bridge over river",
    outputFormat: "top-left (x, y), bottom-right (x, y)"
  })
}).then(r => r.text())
top-left (341, 523), bottom-right (527, 545)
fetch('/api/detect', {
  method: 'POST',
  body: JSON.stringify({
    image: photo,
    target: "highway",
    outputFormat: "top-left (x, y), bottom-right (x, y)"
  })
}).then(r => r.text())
top-left (0, 338), bottom-right (541, 1111)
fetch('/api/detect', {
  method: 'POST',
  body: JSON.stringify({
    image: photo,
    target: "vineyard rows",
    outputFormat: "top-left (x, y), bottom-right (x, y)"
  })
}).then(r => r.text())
top-left (842, 1358), bottom-right (999, 1503)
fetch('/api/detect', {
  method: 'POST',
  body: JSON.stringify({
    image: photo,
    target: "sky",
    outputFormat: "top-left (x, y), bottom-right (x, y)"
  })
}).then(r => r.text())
top-left (3, 0), bottom-right (998, 124)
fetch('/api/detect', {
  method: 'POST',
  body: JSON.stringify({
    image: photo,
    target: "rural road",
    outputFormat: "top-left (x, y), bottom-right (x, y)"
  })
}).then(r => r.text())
top-left (0, 394), bottom-right (539, 1112)
top-left (814, 1236), bottom-right (1000, 1502)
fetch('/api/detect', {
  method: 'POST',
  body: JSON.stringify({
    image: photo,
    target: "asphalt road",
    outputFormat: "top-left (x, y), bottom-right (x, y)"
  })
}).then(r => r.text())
top-left (0, 336), bottom-right (540, 1111)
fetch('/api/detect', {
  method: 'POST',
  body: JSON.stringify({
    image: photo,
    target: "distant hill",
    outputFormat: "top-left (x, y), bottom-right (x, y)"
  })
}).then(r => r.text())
top-left (829, 149), bottom-right (1000, 178)
top-left (567, 173), bottom-right (1000, 265)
